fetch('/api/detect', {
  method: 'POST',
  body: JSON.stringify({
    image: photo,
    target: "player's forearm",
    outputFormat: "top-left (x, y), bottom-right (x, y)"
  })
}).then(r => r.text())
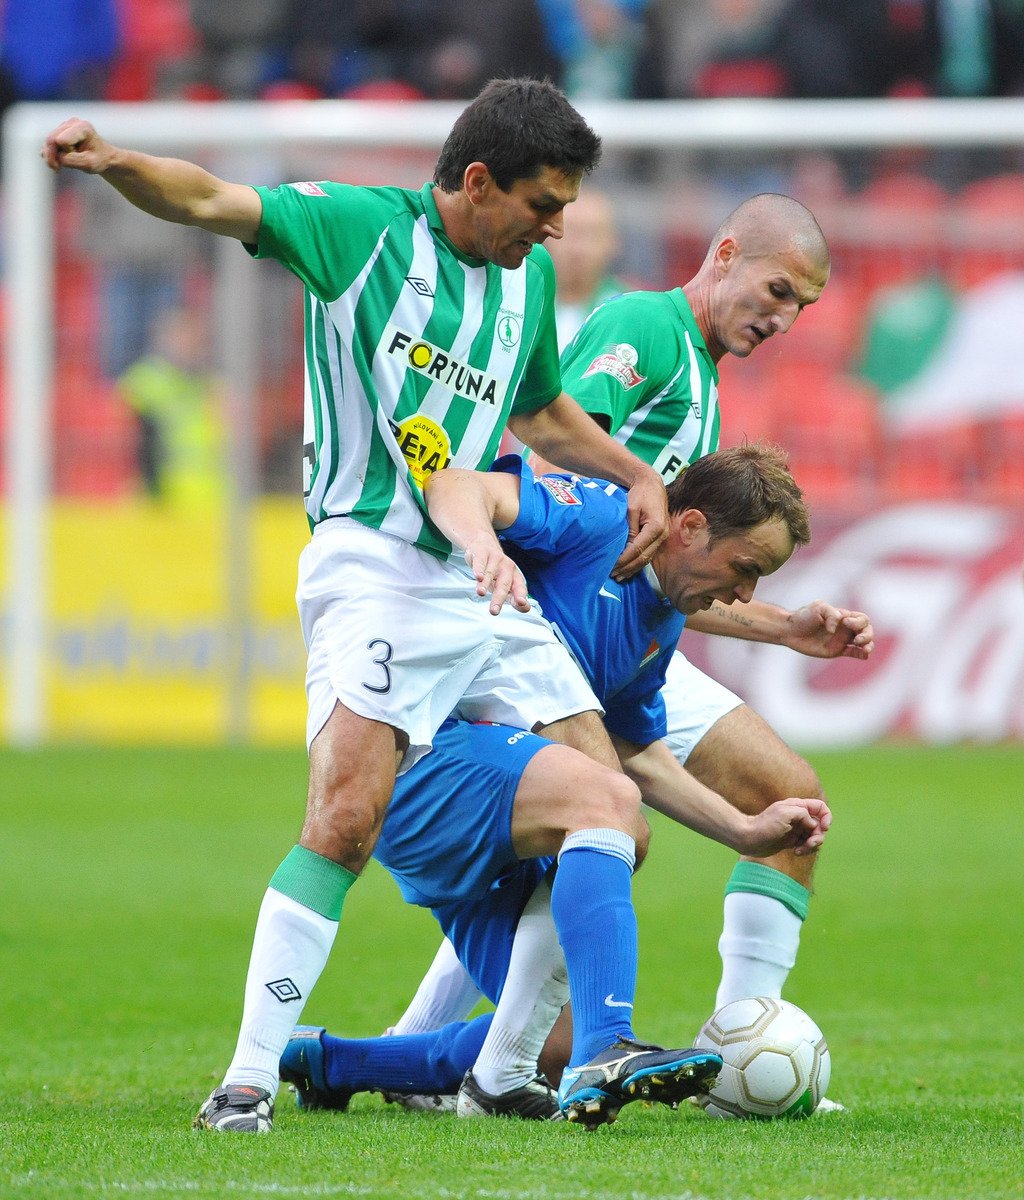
top-left (101, 148), bottom-right (260, 240)
top-left (685, 598), bottom-right (791, 643)
top-left (510, 393), bottom-right (652, 489)
top-left (611, 734), bottom-right (752, 852)
top-left (423, 469), bottom-right (500, 548)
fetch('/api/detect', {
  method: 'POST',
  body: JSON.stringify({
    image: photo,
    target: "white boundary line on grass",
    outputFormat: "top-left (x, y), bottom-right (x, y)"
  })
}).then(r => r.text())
top-left (6, 1178), bottom-right (906, 1200)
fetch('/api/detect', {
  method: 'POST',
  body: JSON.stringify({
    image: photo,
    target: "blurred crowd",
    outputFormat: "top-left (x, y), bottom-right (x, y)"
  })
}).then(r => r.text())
top-left (4, 0), bottom-right (1024, 509)
top-left (2, 0), bottom-right (1024, 109)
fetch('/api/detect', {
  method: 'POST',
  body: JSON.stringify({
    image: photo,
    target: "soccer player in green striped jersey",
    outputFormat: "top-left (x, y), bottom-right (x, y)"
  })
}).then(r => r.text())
top-left (43, 79), bottom-right (680, 1133)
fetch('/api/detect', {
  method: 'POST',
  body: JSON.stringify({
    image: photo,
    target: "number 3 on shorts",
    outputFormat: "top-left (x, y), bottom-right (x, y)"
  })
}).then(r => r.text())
top-left (362, 638), bottom-right (394, 694)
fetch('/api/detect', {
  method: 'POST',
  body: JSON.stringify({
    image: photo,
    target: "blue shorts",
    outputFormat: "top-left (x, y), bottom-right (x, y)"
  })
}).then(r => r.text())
top-left (373, 717), bottom-right (555, 1003)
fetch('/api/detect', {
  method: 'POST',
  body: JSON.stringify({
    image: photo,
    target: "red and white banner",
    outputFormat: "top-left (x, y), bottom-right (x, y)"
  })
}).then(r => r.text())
top-left (680, 503), bottom-right (1024, 746)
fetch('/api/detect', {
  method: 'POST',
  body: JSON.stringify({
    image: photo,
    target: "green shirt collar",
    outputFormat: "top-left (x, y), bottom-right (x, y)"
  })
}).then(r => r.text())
top-left (419, 181), bottom-right (489, 268)
top-left (667, 288), bottom-right (720, 384)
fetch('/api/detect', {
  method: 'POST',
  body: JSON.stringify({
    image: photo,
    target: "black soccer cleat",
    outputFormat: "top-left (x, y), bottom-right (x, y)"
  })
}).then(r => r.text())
top-left (456, 1070), bottom-right (564, 1121)
top-left (193, 1084), bottom-right (274, 1132)
top-left (558, 1039), bottom-right (722, 1129)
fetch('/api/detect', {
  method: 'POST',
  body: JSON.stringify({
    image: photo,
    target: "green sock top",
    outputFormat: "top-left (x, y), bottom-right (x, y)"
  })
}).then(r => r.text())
top-left (724, 861), bottom-right (811, 921)
top-left (269, 844), bottom-right (357, 921)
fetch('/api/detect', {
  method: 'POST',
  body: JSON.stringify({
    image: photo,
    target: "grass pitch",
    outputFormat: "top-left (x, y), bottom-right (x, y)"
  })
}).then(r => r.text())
top-left (1, 743), bottom-right (1021, 1200)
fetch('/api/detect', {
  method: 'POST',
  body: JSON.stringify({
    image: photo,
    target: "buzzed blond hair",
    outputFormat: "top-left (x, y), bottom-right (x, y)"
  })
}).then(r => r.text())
top-left (713, 193), bottom-right (830, 271)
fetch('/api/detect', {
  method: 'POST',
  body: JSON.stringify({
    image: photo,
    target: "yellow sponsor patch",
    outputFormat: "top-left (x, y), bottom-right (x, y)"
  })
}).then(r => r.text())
top-left (393, 413), bottom-right (452, 487)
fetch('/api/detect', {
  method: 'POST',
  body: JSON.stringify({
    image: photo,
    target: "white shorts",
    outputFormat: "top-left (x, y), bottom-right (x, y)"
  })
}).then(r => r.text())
top-left (297, 518), bottom-right (601, 771)
top-left (660, 649), bottom-right (745, 765)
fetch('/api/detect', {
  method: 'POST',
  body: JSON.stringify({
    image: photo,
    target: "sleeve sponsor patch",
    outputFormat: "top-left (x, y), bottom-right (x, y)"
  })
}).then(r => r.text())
top-left (538, 475), bottom-right (581, 505)
top-left (581, 342), bottom-right (646, 390)
top-left (288, 181), bottom-right (328, 197)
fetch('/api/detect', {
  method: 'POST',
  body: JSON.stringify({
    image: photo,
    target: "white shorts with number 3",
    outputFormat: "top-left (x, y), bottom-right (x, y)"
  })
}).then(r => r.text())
top-left (298, 517), bottom-right (601, 771)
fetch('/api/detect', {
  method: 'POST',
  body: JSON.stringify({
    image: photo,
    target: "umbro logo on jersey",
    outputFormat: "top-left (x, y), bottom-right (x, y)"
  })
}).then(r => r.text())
top-left (406, 276), bottom-right (434, 297)
top-left (383, 325), bottom-right (507, 408)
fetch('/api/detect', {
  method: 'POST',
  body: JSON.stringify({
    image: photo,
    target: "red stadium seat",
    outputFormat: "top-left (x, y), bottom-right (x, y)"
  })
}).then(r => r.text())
top-left (952, 173), bottom-right (1024, 289)
top-left (880, 423), bottom-right (983, 502)
top-left (693, 58), bottom-right (788, 99)
top-left (854, 172), bottom-right (949, 293)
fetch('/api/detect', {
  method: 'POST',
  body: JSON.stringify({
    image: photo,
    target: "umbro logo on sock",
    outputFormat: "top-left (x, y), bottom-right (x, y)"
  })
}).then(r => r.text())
top-left (265, 978), bottom-right (302, 1003)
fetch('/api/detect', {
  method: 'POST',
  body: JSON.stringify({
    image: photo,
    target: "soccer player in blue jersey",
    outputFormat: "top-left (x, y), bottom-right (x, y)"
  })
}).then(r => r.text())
top-left (281, 444), bottom-right (831, 1125)
top-left (389, 195), bottom-right (870, 1116)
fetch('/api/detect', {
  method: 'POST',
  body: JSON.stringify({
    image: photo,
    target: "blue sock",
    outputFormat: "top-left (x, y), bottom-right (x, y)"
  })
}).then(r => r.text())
top-left (551, 829), bottom-right (638, 1067)
top-left (322, 1014), bottom-right (492, 1094)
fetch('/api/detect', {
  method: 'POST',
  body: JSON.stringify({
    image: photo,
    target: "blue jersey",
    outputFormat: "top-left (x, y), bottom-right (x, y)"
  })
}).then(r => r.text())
top-left (374, 457), bottom-right (685, 991)
top-left (495, 455), bottom-right (685, 745)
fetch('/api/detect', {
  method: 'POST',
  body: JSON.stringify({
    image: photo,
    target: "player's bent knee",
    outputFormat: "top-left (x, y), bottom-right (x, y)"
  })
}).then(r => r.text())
top-left (511, 745), bottom-right (642, 857)
top-left (579, 769), bottom-right (642, 833)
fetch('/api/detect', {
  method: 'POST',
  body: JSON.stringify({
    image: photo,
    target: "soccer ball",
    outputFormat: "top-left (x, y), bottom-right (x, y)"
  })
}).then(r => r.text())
top-left (693, 997), bottom-right (831, 1119)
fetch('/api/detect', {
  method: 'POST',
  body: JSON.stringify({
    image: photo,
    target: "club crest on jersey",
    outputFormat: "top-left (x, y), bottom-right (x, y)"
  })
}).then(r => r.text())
top-left (538, 476), bottom-right (581, 505)
top-left (582, 343), bottom-right (646, 390)
top-left (288, 181), bottom-right (328, 197)
top-left (639, 638), bottom-right (660, 668)
top-left (497, 311), bottom-right (522, 350)
top-left (389, 414), bottom-right (452, 487)
top-left (384, 325), bottom-right (507, 407)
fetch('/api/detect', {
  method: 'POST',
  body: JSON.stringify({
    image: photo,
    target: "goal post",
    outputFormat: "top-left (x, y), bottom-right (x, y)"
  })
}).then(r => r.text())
top-left (5, 97), bottom-right (1024, 744)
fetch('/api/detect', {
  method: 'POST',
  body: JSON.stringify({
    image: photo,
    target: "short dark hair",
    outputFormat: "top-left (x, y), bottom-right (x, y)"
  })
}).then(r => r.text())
top-left (433, 78), bottom-right (601, 193)
top-left (666, 443), bottom-right (811, 548)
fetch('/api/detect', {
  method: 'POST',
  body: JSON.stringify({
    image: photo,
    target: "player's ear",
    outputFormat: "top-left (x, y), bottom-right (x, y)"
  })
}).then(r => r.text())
top-left (714, 237), bottom-right (738, 275)
top-left (464, 163), bottom-right (493, 206)
top-left (677, 508), bottom-right (708, 545)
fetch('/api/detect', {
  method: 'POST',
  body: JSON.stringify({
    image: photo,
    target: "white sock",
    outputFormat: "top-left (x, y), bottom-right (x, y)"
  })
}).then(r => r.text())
top-left (223, 888), bottom-right (338, 1095)
top-left (472, 879), bottom-right (569, 1095)
top-left (391, 937), bottom-right (484, 1035)
top-left (716, 890), bottom-right (802, 1010)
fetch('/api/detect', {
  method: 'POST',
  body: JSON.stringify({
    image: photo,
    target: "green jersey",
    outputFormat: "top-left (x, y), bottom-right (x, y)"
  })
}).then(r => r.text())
top-left (249, 180), bottom-right (562, 557)
top-left (559, 289), bottom-right (720, 479)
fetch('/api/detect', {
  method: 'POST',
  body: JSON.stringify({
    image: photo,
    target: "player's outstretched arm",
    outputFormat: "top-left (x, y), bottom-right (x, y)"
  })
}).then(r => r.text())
top-left (423, 468), bottom-right (530, 615)
top-left (509, 392), bottom-right (667, 580)
top-left (41, 118), bottom-right (263, 242)
top-left (686, 597), bottom-right (874, 660)
top-left (611, 733), bottom-right (830, 857)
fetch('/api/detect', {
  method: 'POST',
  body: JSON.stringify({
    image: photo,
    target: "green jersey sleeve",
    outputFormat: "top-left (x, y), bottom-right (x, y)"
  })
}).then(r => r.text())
top-left (559, 289), bottom-right (721, 478)
top-left (247, 181), bottom-right (416, 303)
top-left (510, 244), bottom-right (562, 415)
top-left (559, 291), bottom-right (685, 432)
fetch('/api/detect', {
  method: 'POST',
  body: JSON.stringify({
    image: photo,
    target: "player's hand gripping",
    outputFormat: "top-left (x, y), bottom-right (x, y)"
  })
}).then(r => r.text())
top-left (612, 465), bottom-right (669, 582)
top-left (781, 601), bottom-right (874, 660)
top-left (463, 534), bottom-right (532, 616)
top-left (42, 118), bottom-right (116, 174)
top-left (742, 797), bottom-right (832, 857)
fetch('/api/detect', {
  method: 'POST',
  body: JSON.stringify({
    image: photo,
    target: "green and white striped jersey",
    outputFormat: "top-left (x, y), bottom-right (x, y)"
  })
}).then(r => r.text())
top-left (249, 180), bottom-right (562, 558)
top-left (559, 289), bottom-right (720, 479)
